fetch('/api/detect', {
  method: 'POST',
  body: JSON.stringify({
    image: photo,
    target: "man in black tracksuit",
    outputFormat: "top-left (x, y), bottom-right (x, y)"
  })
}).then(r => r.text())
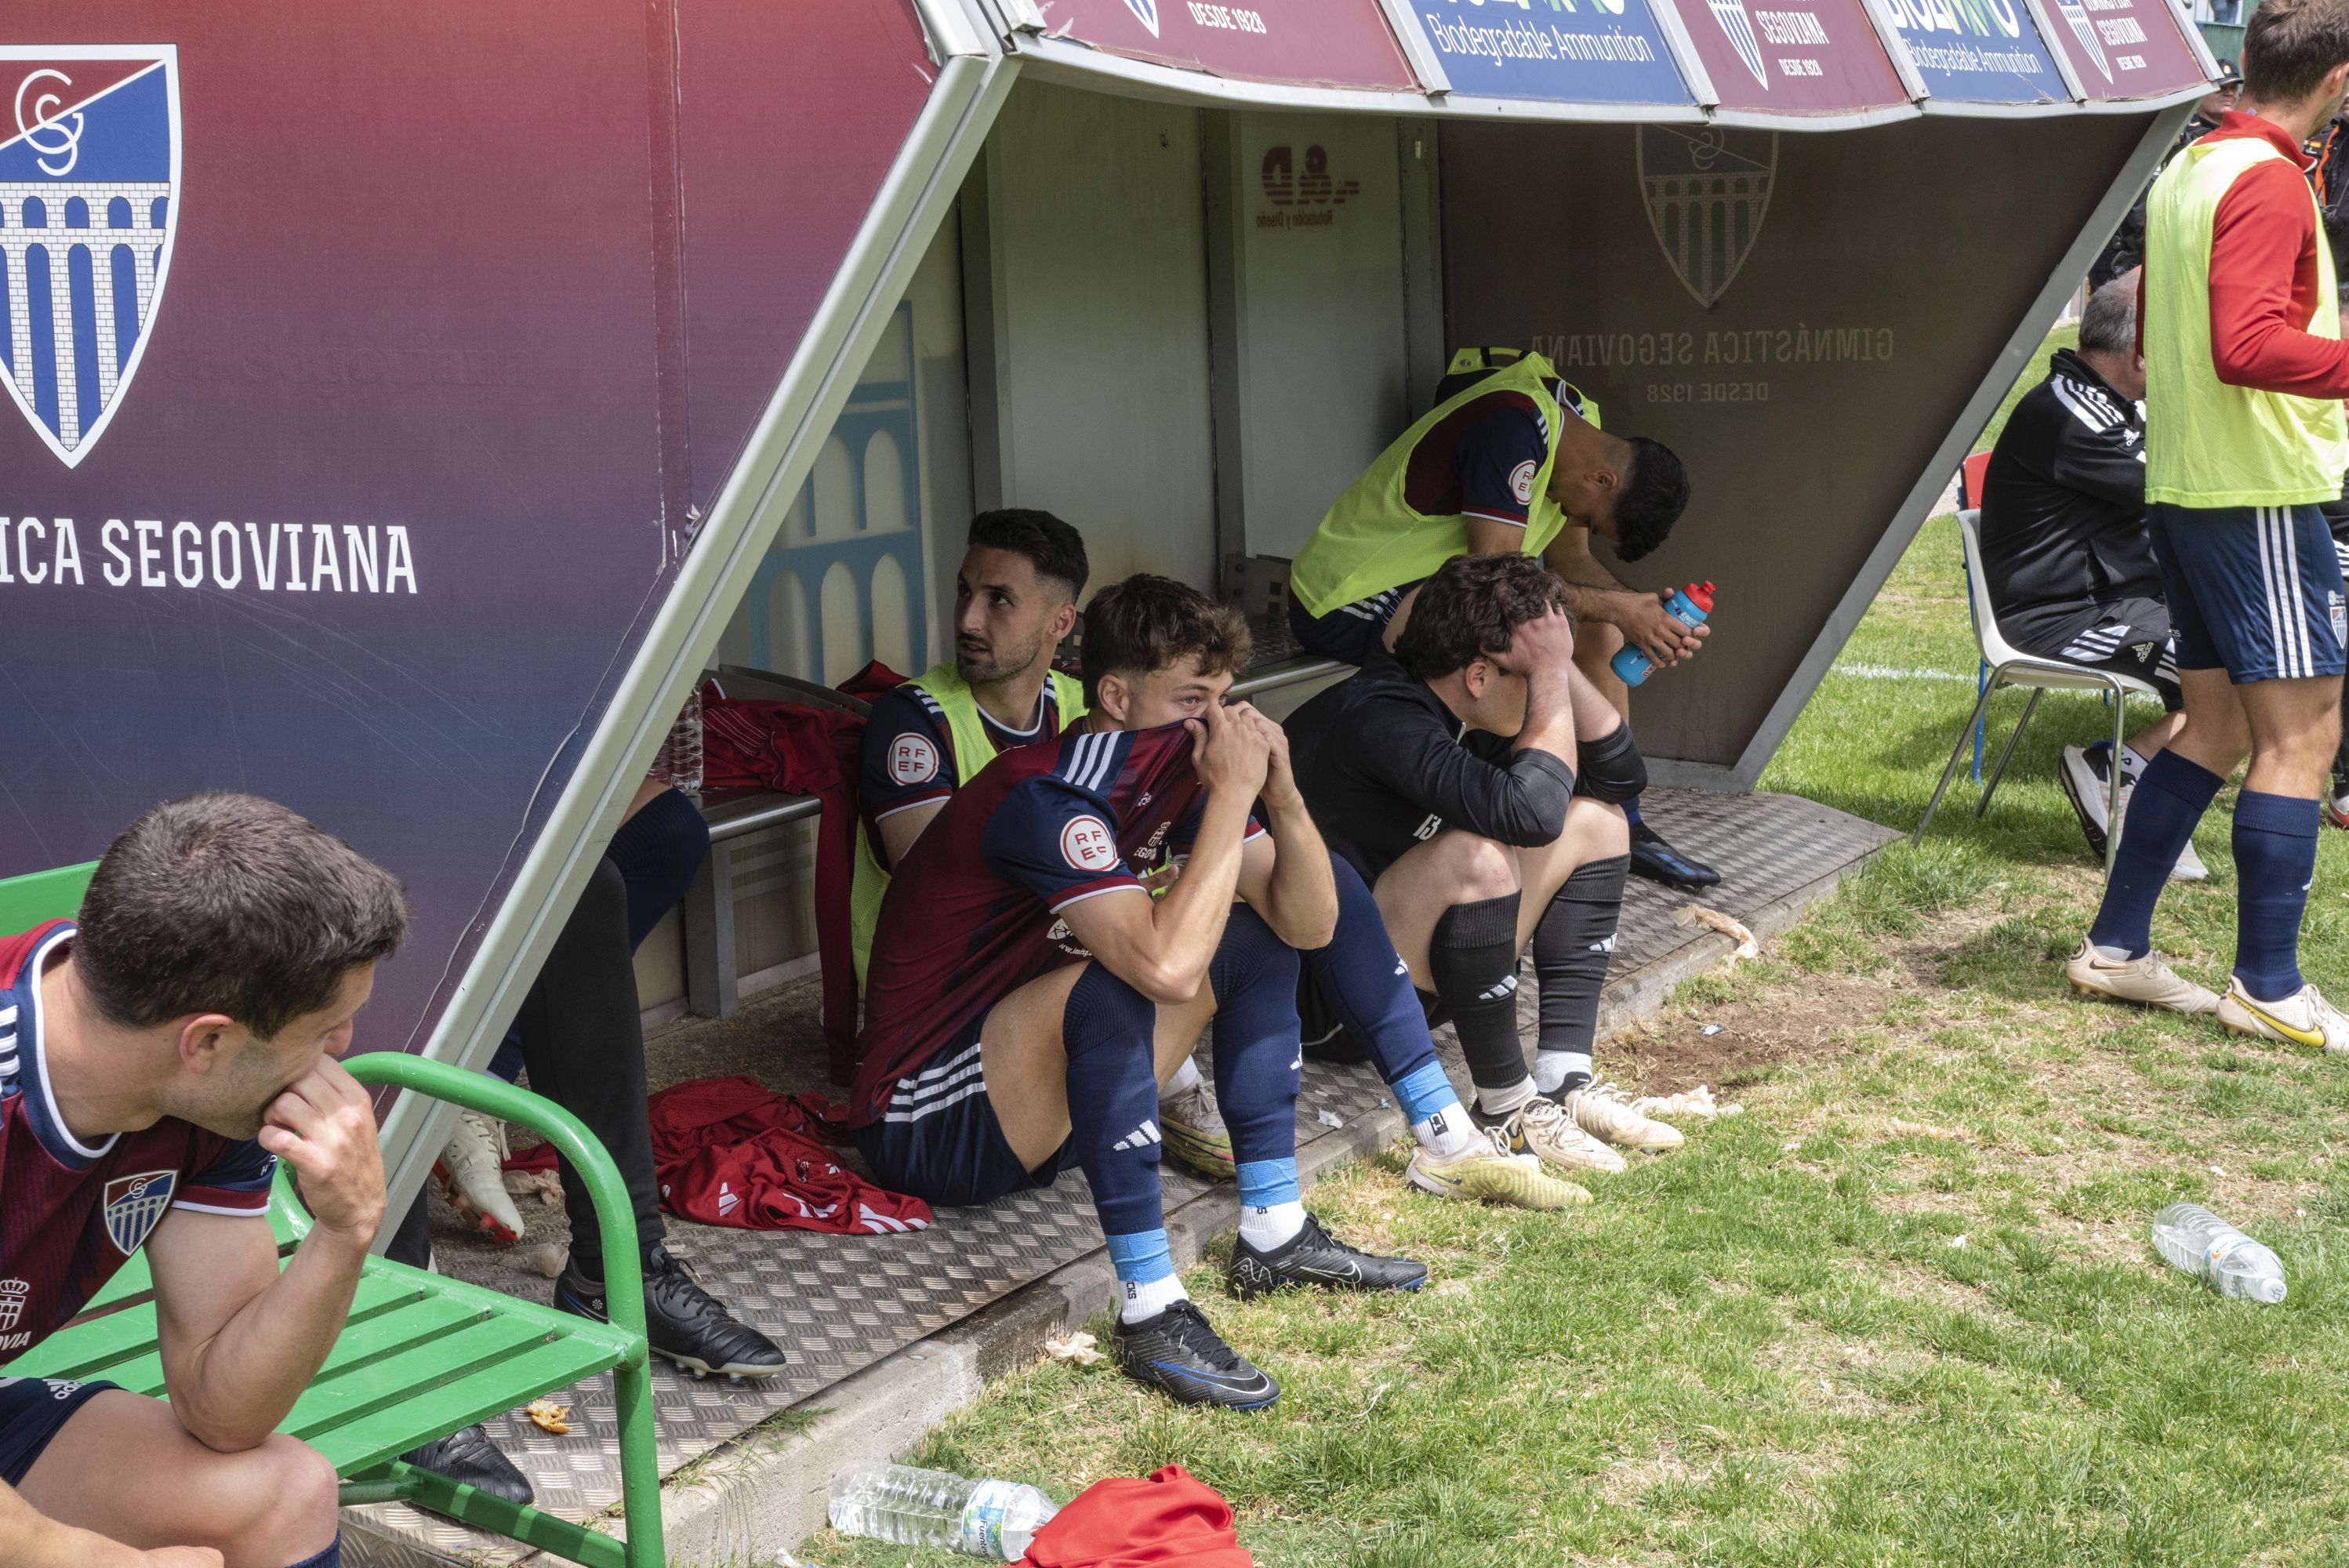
top-left (1978, 271), bottom-right (2199, 877)
top-left (1285, 554), bottom-right (1703, 1185)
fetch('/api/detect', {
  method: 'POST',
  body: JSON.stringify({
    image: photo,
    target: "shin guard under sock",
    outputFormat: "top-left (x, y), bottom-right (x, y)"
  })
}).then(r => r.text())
top-left (1531, 854), bottom-right (1629, 1098)
top-left (1209, 906), bottom-right (1307, 1250)
top-left (1063, 964), bottom-right (1176, 1317)
top-left (1302, 855), bottom-right (1471, 1147)
top-left (2231, 789), bottom-right (2320, 999)
top-left (1429, 893), bottom-right (1529, 1113)
top-left (2087, 750), bottom-right (2223, 959)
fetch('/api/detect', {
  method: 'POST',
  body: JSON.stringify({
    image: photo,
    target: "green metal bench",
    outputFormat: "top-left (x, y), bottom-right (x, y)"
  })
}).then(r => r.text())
top-left (0, 862), bottom-right (663, 1568)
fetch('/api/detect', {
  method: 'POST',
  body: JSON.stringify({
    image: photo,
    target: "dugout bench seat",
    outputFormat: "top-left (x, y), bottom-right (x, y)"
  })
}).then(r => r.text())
top-left (0, 862), bottom-right (665, 1568)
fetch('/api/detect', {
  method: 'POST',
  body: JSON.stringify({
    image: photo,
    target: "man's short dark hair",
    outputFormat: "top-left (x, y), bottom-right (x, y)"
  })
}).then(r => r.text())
top-left (967, 509), bottom-right (1089, 601)
top-left (1080, 574), bottom-right (1252, 705)
top-left (1612, 437), bottom-right (1690, 564)
top-left (2244, 0), bottom-right (2349, 103)
top-left (1394, 554), bottom-right (1570, 680)
top-left (74, 793), bottom-right (409, 1039)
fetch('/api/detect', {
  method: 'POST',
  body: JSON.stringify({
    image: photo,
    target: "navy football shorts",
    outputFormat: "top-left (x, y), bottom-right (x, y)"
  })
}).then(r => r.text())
top-left (854, 1024), bottom-right (1074, 1209)
top-left (0, 1377), bottom-right (116, 1485)
top-left (1287, 582), bottom-right (1418, 666)
top-left (2148, 503), bottom-right (2349, 683)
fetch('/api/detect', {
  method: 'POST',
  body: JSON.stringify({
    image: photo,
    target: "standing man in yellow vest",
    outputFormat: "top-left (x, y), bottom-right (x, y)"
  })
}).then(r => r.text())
top-left (852, 509), bottom-right (1233, 1174)
top-left (1287, 348), bottom-right (1709, 889)
top-left (2067, 0), bottom-right (2349, 1048)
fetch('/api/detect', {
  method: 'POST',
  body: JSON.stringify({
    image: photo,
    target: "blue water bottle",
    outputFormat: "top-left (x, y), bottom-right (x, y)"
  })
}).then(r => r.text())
top-left (1610, 581), bottom-right (1714, 687)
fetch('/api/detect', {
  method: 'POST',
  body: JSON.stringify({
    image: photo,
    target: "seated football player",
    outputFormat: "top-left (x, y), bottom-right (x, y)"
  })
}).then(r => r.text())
top-left (0, 792), bottom-right (405, 1568)
top-left (1287, 554), bottom-right (1697, 1185)
top-left (852, 575), bottom-right (1423, 1410)
top-left (852, 509), bottom-right (1230, 1180)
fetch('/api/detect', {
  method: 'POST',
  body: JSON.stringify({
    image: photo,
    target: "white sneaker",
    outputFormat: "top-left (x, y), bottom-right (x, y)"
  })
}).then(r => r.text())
top-left (1483, 1095), bottom-right (1626, 1175)
top-left (2217, 978), bottom-right (2349, 1054)
top-left (2063, 939), bottom-right (2220, 1015)
top-left (1561, 1082), bottom-right (1685, 1152)
top-left (436, 1110), bottom-right (525, 1243)
top-left (1407, 1128), bottom-right (1591, 1210)
top-left (1158, 1079), bottom-right (1235, 1181)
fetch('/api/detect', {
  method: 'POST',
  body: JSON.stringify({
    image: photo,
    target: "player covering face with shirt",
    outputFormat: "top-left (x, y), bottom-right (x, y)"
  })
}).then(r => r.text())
top-left (0, 793), bottom-right (406, 1568)
top-left (851, 575), bottom-right (1422, 1410)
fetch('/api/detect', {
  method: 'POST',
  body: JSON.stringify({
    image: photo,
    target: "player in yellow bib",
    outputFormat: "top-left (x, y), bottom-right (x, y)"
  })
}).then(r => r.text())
top-left (1288, 347), bottom-right (1708, 887)
top-left (2067, 0), bottom-right (2349, 1049)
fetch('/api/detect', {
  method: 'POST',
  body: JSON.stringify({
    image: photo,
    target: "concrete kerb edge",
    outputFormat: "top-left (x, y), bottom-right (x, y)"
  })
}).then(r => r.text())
top-left (377, 815), bottom-right (1895, 1566)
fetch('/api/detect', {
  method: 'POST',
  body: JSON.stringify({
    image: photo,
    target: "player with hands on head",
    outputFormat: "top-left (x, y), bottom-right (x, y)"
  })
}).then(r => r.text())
top-left (0, 793), bottom-right (409, 1568)
top-left (852, 575), bottom-right (1423, 1413)
top-left (1288, 554), bottom-right (1694, 1201)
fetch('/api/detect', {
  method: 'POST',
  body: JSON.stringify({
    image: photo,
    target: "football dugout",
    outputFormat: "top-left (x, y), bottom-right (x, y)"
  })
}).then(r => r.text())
top-left (0, 0), bottom-right (2211, 1559)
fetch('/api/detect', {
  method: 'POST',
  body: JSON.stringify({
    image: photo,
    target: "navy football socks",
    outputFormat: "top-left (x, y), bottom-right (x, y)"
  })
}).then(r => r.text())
top-left (2087, 750), bottom-right (2223, 960)
top-left (285, 1534), bottom-right (343, 1568)
top-left (1299, 855), bottom-right (1469, 1137)
top-left (1062, 964), bottom-right (1178, 1320)
top-left (2231, 789), bottom-right (2320, 1000)
top-left (1207, 907), bottom-right (1307, 1250)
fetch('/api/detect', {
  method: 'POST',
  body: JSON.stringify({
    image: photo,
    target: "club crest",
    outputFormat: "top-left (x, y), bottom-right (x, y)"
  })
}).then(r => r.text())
top-left (0, 46), bottom-right (180, 468)
top-left (1638, 125), bottom-right (1778, 309)
top-left (1123, 0), bottom-right (1162, 35)
top-left (1708, 0), bottom-right (1772, 86)
top-left (102, 1169), bottom-right (176, 1254)
top-left (2055, 0), bottom-right (2113, 79)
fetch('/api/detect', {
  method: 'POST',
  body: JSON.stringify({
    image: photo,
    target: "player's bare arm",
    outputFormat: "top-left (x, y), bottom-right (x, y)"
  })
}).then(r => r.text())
top-left (1055, 701), bottom-right (1270, 1004)
top-left (1229, 706), bottom-right (1338, 950)
top-left (1541, 527), bottom-right (1706, 668)
top-left (146, 1054), bottom-right (382, 1453)
top-left (875, 800), bottom-right (945, 869)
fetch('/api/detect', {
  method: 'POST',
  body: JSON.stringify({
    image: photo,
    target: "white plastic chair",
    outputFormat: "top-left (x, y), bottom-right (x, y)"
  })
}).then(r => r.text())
top-left (1912, 509), bottom-right (2155, 871)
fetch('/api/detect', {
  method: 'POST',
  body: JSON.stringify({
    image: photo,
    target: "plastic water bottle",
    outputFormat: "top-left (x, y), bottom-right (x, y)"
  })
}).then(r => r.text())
top-left (2151, 1203), bottom-right (2287, 1303)
top-left (828, 1461), bottom-right (1058, 1559)
top-left (1609, 582), bottom-right (1714, 688)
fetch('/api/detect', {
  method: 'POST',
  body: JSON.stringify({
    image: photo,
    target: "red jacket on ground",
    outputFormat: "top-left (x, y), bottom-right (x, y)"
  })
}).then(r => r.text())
top-left (505, 1074), bottom-right (931, 1235)
top-left (1021, 1466), bottom-right (1254, 1567)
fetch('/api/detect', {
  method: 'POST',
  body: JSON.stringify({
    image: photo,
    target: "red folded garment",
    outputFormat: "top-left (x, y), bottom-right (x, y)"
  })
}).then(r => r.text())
top-left (1022, 1465), bottom-right (1254, 1566)
top-left (700, 660), bottom-right (905, 1083)
top-left (503, 1074), bottom-right (930, 1235)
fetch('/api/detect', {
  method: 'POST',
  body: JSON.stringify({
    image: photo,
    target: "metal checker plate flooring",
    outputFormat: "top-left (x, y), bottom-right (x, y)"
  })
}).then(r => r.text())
top-left (350, 786), bottom-right (1890, 1563)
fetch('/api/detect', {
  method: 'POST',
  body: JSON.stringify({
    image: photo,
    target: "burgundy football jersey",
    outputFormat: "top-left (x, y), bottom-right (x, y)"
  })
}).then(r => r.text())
top-left (852, 723), bottom-right (1259, 1127)
top-left (0, 922), bottom-right (276, 1359)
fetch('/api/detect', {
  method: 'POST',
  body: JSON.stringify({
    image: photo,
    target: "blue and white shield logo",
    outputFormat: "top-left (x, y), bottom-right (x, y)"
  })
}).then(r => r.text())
top-left (102, 1169), bottom-right (176, 1255)
top-left (0, 47), bottom-right (180, 468)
